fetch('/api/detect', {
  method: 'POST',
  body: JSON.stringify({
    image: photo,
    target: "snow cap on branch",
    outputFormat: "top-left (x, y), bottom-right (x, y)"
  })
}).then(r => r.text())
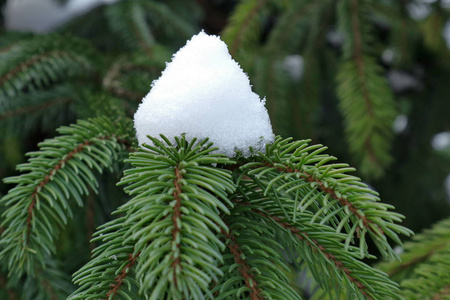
top-left (134, 31), bottom-right (274, 157)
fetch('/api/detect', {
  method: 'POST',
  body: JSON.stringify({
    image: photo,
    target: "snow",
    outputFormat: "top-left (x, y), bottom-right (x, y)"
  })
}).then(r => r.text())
top-left (4, 0), bottom-right (120, 33)
top-left (393, 114), bottom-right (408, 134)
top-left (431, 132), bottom-right (450, 151)
top-left (134, 31), bottom-right (274, 157)
top-left (283, 55), bottom-right (304, 81)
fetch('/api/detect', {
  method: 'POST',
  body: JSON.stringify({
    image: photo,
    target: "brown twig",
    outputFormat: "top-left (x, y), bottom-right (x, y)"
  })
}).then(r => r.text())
top-left (26, 140), bottom-right (92, 241)
top-left (220, 227), bottom-right (263, 300)
top-left (170, 165), bottom-right (183, 288)
top-left (104, 252), bottom-right (140, 299)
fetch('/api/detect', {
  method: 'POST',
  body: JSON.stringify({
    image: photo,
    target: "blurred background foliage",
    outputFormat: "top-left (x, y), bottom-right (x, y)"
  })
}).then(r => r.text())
top-left (0, 0), bottom-right (449, 298)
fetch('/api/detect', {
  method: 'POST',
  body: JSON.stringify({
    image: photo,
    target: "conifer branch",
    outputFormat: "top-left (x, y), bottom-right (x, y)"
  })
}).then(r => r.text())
top-left (350, 0), bottom-right (376, 161)
top-left (220, 227), bottom-right (262, 299)
top-left (26, 140), bottom-right (90, 241)
top-left (171, 165), bottom-right (183, 288)
top-left (0, 118), bottom-right (133, 276)
top-left (215, 209), bottom-right (299, 299)
top-left (0, 86), bottom-right (75, 137)
top-left (376, 217), bottom-right (450, 293)
top-left (70, 217), bottom-right (140, 300)
top-left (0, 97), bottom-right (72, 121)
top-left (263, 161), bottom-right (383, 236)
top-left (241, 137), bottom-right (412, 259)
top-left (0, 42), bottom-right (20, 55)
top-left (250, 205), bottom-right (372, 299)
top-left (222, 0), bottom-right (268, 56)
top-left (102, 60), bottom-right (145, 101)
top-left (337, 0), bottom-right (396, 178)
top-left (117, 136), bottom-right (236, 298)
top-left (105, 252), bottom-right (141, 300)
top-left (0, 51), bottom-right (77, 87)
top-left (433, 285), bottom-right (450, 299)
top-left (0, 34), bottom-right (96, 97)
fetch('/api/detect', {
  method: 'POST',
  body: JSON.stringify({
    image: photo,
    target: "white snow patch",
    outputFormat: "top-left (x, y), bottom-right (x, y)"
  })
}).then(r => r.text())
top-left (393, 114), bottom-right (408, 134)
top-left (134, 31), bottom-right (274, 157)
top-left (4, 0), bottom-right (120, 33)
top-left (382, 48), bottom-right (396, 65)
top-left (283, 55), bottom-right (304, 81)
top-left (431, 132), bottom-right (450, 151)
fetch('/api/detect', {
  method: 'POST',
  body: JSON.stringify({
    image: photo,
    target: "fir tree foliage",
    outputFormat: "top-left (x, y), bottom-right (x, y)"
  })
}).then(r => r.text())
top-left (0, 34), bottom-right (96, 97)
top-left (336, 0), bottom-right (396, 178)
top-left (0, 117), bottom-right (133, 276)
top-left (65, 135), bottom-right (410, 299)
top-left (1, 0), bottom-right (449, 299)
top-left (376, 217), bottom-right (450, 300)
top-left (222, 0), bottom-right (434, 178)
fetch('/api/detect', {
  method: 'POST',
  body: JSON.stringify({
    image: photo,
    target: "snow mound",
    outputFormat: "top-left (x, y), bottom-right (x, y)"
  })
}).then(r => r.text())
top-left (134, 31), bottom-right (274, 157)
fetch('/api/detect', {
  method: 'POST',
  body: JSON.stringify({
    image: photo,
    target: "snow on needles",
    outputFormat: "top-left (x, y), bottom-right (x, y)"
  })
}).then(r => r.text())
top-left (134, 31), bottom-right (274, 157)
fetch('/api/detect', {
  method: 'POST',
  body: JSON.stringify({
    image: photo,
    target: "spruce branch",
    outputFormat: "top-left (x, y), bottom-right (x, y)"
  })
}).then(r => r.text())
top-left (105, 252), bottom-right (140, 299)
top-left (377, 217), bottom-right (450, 285)
top-left (0, 117), bottom-right (133, 276)
top-left (214, 208), bottom-right (300, 299)
top-left (222, 0), bottom-right (269, 56)
top-left (0, 86), bottom-right (75, 147)
top-left (239, 137), bottom-right (412, 259)
top-left (240, 201), bottom-right (401, 299)
top-left (116, 135), bottom-right (236, 299)
top-left (22, 260), bottom-right (74, 300)
top-left (0, 34), bottom-right (96, 97)
top-left (219, 226), bottom-right (263, 299)
top-left (140, 1), bottom-right (197, 41)
top-left (337, 0), bottom-right (396, 178)
top-left (0, 93), bottom-right (71, 121)
top-left (70, 217), bottom-right (140, 300)
top-left (105, 0), bottom-right (154, 52)
top-left (264, 0), bottom-right (329, 55)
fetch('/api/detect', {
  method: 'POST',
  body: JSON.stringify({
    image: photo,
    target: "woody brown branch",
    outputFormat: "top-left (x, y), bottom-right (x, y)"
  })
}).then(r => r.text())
top-left (171, 165), bottom-right (183, 288)
top-left (251, 206), bottom-right (372, 299)
top-left (221, 227), bottom-right (263, 300)
top-left (104, 252), bottom-right (140, 300)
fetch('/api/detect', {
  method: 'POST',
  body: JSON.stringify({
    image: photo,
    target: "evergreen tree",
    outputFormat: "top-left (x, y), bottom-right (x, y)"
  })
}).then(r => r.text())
top-left (0, 0), bottom-right (449, 299)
